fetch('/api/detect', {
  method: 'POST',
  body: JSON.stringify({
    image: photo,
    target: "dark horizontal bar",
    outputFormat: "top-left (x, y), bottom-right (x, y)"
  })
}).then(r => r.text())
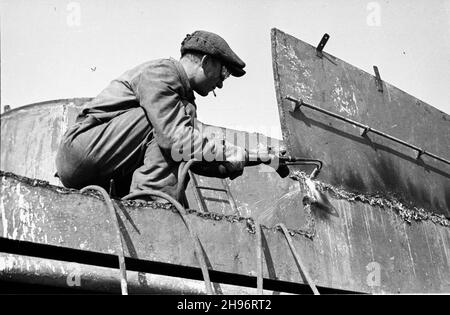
top-left (285, 161), bottom-right (322, 168)
top-left (285, 96), bottom-right (450, 166)
top-left (0, 237), bottom-right (361, 294)
top-left (195, 186), bottom-right (228, 192)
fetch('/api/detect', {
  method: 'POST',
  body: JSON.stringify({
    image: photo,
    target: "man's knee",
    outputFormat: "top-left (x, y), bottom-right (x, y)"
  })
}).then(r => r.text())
top-left (55, 138), bottom-right (93, 189)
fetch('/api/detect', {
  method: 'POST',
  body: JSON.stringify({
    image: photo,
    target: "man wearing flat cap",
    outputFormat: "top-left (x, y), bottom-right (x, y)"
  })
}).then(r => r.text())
top-left (56, 30), bottom-right (255, 202)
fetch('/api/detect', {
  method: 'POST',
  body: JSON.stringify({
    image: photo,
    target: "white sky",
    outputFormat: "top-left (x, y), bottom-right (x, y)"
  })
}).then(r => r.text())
top-left (1, 0), bottom-right (449, 139)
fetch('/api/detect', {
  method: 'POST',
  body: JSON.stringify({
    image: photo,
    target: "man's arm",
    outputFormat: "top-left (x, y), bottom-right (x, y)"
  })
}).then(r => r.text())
top-left (131, 60), bottom-right (246, 178)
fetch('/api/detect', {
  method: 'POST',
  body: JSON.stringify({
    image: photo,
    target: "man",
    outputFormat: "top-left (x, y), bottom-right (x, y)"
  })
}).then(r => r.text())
top-left (56, 30), bottom-right (285, 202)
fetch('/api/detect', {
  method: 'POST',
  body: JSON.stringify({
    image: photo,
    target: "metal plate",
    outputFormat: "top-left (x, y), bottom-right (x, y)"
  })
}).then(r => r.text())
top-left (2, 172), bottom-right (450, 293)
top-left (0, 98), bottom-right (90, 185)
top-left (271, 28), bottom-right (450, 217)
top-left (0, 99), bottom-right (291, 219)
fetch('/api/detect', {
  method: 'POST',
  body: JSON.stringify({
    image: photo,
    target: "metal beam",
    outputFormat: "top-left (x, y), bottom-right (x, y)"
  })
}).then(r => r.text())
top-left (1, 172), bottom-right (449, 293)
top-left (271, 28), bottom-right (450, 217)
top-left (0, 252), bottom-right (292, 295)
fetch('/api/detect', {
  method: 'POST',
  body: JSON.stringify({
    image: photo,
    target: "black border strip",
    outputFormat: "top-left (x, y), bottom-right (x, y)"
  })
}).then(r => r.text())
top-left (0, 237), bottom-right (361, 294)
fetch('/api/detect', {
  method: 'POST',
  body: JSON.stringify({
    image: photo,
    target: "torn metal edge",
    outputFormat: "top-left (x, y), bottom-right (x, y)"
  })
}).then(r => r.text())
top-left (290, 171), bottom-right (450, 228)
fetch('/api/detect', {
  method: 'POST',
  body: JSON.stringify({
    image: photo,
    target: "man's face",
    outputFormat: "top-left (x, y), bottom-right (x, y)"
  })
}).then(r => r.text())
top-left (195, 56), bottom-right (230, 96)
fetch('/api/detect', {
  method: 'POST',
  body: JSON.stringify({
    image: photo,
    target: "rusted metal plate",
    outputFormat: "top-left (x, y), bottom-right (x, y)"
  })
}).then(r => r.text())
top-left (1, 172), bottom-right (449, 293)
top-left (271, 28), bottom-right (450, 217)
top-left (0, 99), bottom-right (289, 219)
top-left (0, 98), bottom-right (91, 185)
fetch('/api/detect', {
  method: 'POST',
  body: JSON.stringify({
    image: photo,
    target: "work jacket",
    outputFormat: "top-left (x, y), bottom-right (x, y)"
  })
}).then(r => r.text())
top-left (76, 58), bottom-right (226, 162)
top-left (57, 57), bottom-right (236, 198)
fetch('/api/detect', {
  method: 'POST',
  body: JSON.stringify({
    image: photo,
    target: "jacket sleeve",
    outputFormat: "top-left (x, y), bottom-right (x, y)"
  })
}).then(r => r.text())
top-left (189, 162), bottom-right (229, 178)
top-left (130, 60), bottom-right (224, 162)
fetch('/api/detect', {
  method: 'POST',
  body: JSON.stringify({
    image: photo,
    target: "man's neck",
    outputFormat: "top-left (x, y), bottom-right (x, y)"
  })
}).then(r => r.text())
top-left (180, 57), bottom-right (198, 90)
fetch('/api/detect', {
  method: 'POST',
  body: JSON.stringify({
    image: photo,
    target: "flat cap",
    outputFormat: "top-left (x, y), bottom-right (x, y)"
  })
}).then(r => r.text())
top-left (181, 30), bottom-right (246, 77)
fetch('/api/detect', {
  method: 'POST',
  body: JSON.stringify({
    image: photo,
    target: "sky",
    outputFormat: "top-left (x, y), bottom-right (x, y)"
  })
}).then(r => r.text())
top-left (1, 0), bottom-right (449, 139)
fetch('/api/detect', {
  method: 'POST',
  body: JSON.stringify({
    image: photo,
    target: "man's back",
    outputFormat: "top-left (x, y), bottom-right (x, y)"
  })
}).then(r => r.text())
top-left (77, 58), bottom-right (195, 127)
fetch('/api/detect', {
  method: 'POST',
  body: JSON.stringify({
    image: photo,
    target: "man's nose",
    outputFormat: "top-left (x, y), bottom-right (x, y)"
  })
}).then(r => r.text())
top-left (216, 80), bottom-right (223, 89)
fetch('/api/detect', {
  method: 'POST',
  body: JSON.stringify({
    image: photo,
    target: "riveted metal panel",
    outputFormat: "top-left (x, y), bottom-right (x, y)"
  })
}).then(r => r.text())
top-left (271, 28), bottom-right (450, 217)
top-left (2, 172), bottom-right (449, 293)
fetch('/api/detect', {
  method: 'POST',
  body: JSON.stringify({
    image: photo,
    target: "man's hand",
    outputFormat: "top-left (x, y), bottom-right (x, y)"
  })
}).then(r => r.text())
top-left (188, 143), bottom-right (247, 180)
top-left (220, 144), bottom-right (248, 180)
top-left (248, 144), bottom-right (290, 178)
top-left (200, 142), bottom-right (290, 180)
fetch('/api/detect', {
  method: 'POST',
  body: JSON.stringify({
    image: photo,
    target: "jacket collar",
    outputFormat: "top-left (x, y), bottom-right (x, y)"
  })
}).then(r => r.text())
top-left (170, 58), bottom-right (196, 104)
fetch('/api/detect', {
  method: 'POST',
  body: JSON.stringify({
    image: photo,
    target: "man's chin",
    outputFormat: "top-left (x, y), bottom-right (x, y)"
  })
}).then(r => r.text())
top-left (194, 89), bottom-right (209, 97)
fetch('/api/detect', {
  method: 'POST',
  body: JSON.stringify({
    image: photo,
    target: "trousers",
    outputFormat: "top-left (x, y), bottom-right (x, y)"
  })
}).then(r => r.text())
top-left (56, 107), bottom-right (184, 201)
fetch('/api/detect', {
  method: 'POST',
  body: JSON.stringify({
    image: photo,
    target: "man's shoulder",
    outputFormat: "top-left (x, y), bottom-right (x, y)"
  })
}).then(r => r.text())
top-left (120, 58), bottom-right (192, 99)
top-left (132, 58), bottom-right (179, 73)
top-left (119, 58), bottom-right (181, 83)
top-left (116, 58), bottom-right (178, 82)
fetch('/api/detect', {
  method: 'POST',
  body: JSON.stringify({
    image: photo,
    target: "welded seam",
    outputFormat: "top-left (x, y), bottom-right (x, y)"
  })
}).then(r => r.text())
top-left (1, 171), bottom-right (316, 241)
top-left (290, 171), bottom-right (450, 228)
top-left (2, 170), bottom-right (448, 237)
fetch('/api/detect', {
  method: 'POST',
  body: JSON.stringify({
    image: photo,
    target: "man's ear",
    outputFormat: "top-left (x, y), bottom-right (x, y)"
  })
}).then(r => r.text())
top-left (200, 55), bottom-right (211, 69)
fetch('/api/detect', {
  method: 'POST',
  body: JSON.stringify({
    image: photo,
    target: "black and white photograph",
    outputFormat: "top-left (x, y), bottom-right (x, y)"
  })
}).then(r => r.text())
top-left (0, 0), bottom-right (449, 299)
